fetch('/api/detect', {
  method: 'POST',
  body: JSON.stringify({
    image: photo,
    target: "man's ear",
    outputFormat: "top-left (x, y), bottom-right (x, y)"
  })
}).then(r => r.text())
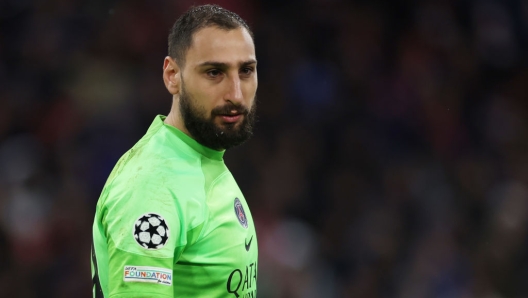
top-left (163, 56), bottom-right (181, 95)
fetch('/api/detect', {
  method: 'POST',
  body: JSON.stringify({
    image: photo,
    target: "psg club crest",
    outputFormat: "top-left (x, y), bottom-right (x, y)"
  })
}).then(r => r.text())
top-left (234, 198), bottom-right (248, 229)
top-left (133, 213), bottom-right (170, 250)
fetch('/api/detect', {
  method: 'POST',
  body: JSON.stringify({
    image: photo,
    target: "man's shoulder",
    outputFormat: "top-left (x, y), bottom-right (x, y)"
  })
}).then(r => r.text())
top-left (125, 132), bottom-right (191, 167)
top-left (110, 131), bottom-right (201, 181)
top-left (97, 153), bottom-right (209, 228)
top-left (96, 127), bottom-right (210, 215)
top-left (101, 145), bottom-right (207, 205)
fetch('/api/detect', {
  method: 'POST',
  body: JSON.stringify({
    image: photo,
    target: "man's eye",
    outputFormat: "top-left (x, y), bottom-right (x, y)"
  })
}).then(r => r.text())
top-left (207, 69), bottom-right (221, 77)
top-left (241, 67), bottom-right (254, 76)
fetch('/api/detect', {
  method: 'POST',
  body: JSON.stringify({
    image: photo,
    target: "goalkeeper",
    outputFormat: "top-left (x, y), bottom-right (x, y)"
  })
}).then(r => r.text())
top-left (91, 4), bottom-right (259, 298)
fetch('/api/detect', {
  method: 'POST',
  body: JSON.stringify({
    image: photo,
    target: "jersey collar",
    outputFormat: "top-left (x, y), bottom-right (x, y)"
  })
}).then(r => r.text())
top-left (155, 115), bottom-right (225, 161)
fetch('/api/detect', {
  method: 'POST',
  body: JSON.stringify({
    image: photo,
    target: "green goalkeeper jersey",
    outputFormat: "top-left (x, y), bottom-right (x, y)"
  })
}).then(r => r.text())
top-left (91, 115), bottom-right (258, 298)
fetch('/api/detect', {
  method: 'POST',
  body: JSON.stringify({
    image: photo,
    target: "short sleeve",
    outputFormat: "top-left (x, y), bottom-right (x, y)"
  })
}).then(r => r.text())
top-left (101, 174), bottom-right (185, 298)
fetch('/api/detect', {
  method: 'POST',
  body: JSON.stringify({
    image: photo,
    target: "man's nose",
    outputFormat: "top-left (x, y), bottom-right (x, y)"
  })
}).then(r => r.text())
top-left (224, 76), bottom-right (243, 104)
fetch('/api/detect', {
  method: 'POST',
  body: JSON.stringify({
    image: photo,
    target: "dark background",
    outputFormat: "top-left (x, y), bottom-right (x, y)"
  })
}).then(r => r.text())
top-left (1, 0), bottom-right (528, 297)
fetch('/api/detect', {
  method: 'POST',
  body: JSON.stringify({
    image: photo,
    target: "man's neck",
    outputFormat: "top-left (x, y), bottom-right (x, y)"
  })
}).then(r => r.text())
top-left (164, 101), bottom-right (191, 138)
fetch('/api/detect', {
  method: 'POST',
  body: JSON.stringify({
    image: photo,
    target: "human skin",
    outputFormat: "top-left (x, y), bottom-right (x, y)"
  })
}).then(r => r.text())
top-left (162, 26), bottom-right (258, 136)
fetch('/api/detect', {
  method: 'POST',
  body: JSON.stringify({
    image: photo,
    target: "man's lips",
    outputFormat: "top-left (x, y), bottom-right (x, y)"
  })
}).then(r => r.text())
top-left (219, 114), bottom-right (242, 123)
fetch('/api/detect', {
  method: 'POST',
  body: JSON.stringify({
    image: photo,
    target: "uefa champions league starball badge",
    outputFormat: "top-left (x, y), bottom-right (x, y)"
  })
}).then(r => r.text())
top-left (133, 213), bottom-right (170, 249)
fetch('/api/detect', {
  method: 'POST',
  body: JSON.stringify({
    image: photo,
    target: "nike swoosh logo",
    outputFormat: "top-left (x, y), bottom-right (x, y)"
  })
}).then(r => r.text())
top-left (245, 236), bottom-right (253, 252)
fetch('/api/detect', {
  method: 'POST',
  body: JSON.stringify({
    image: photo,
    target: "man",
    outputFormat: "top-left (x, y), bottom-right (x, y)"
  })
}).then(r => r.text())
top-left (91, 5), bottom-right (258, 298)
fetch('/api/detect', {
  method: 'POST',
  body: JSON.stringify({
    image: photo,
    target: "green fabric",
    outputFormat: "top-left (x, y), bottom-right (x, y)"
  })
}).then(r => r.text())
top-left (92, 115), bottom-right (258, 298)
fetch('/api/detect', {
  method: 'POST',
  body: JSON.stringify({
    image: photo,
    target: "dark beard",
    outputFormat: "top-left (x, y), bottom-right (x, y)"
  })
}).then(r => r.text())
top-left (179, 85), bottom-right (256, 151)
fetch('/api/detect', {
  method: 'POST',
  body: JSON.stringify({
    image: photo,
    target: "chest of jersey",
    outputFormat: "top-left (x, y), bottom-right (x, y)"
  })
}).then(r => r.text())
top-left (173, 170), bottom-right (258, 298)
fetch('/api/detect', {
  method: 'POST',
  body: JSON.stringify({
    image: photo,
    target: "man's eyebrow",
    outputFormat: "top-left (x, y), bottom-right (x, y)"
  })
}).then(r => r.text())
top-left (197, 59), bottom-right (258, 69)
top-left (240, 59), bottom-right (257, 66)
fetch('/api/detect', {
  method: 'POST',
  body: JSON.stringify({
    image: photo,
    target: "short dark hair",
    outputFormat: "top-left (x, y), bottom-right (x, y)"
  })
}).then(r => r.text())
top-left (168, 4), bottom-right (253, 67)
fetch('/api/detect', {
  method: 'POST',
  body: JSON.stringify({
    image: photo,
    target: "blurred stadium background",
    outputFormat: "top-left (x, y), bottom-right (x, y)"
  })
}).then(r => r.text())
top-left (1, 0), bottom-right (528, 297)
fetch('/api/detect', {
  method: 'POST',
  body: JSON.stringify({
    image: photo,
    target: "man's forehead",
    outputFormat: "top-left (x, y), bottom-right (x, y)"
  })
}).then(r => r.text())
top-left (185, 26), bottom-right (255, 66)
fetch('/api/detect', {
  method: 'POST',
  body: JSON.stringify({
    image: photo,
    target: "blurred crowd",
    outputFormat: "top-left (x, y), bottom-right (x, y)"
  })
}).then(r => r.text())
top-left (1, 0), bottom-right (528, 297)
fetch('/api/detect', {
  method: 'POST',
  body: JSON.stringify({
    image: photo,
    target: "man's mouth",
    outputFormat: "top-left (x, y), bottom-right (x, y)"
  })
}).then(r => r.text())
top-left (213, 106), bottom-right (247, 124)
top-left (219, 114), bottom-right (242, 123)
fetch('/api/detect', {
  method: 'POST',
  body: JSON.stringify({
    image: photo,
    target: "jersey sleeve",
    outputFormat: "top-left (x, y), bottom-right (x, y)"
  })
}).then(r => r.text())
top-left (100, 173), bottom-right (186, 298)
